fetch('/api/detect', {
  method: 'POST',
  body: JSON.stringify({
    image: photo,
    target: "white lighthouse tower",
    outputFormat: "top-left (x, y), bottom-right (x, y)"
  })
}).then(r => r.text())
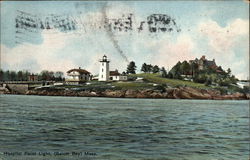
top-left (98, 55), bottom-right (110, 81)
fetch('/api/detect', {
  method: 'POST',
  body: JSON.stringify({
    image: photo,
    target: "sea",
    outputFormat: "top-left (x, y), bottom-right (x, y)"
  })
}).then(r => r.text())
top-left (0, 95), bottom-right (249, 160)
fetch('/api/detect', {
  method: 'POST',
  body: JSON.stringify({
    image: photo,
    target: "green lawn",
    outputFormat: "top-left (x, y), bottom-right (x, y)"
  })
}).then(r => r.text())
top-left (53, 73), bottom-right (211, 90)
top-left (129, 73), bottom-right (211, 89)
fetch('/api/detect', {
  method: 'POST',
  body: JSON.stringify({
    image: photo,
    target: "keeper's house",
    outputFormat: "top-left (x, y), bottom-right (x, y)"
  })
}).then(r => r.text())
top-left (66, 67), bottom-right (91, 84)
top-left (109, 70), bottom-right (127, 81)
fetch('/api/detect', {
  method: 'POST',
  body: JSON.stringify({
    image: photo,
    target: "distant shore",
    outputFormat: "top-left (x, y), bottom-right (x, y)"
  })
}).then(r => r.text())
top-left (2, 87), bottom-right (249, 100)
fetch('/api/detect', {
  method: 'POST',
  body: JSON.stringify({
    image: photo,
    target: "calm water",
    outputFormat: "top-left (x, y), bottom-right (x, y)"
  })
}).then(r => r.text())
top-left (0, 95), bottom-right (249, 160)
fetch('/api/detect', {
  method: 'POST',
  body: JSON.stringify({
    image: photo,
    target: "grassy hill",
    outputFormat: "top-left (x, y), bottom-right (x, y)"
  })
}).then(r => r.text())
top-left (124, 73), bottom-right (245, 94)
top-left (127, 73), bottom-right (210, 89)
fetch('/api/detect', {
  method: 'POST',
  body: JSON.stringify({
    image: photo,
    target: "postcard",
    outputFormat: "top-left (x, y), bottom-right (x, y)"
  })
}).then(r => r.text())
top-left (0, 1), bottom-right (249, 160)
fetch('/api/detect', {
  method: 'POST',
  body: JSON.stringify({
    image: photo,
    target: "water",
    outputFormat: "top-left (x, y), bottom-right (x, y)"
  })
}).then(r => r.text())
top-left (0, 95), bottom-right (249, 160)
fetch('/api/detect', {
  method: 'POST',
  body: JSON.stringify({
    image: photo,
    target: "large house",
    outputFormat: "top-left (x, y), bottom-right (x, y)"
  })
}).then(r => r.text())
top-left (189, 55), bottom-right (219, 71)
top-left (66, 67), bottom-right (91, 84)
top-left (28, 74), bottom-right (38, 81)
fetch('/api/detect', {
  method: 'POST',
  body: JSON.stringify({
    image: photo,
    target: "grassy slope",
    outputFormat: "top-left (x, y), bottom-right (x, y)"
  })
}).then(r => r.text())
top-left (128, 73), bottom-right (210, 89)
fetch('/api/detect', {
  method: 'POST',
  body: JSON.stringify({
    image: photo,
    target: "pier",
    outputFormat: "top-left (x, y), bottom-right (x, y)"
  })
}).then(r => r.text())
top-left (0, 81), bottom-right (54, 94)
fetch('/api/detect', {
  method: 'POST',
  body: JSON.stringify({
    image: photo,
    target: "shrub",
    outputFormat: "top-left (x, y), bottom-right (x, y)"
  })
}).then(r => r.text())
top-left (154, 84), bottom-right (166, 92)
top-left (127, 76), bottom-right (137, 81)
top-left (205, 78), bottom-right (212, 86)
top-left (243, 86), bottom-right (250, 94)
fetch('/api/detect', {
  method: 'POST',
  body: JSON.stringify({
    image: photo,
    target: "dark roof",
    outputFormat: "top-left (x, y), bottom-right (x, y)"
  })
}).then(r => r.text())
top-left (205, 60), bottom-right (216, 67)
top-left (110, 70), bottom-right (120, 76)
top-left (67, 69), bottom-right (90, 74)
top-left (216, 70), bottom-right (223, 73)
top-left (28, 74), bottom-right (38, 76)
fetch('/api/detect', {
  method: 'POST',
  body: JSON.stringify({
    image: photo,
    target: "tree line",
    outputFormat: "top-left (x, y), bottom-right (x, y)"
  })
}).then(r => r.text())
top-left (0, 70), bottom-right (64, 81)
top-left (126, 61), bottom-right (167, 76)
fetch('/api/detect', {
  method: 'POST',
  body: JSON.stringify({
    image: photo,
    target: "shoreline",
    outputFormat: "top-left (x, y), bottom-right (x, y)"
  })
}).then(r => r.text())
top-left (2, 93), bottom-right (250, 101)
top-left (2, 87), bottom-right (249, 100)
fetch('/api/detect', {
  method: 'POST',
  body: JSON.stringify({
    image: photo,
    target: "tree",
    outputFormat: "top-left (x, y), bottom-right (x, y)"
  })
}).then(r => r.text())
top-left (161, 67), bottom-right (167, 78)
top-left (193, 73), bottom-right (207, 83)
top-left (127, 61), bottom-right (136, 74)
top-left (229, 75), bottom-right (238, 84)
top-left (17, 71), bottom-right (23, 81)
top-left (147, 64), bottom-right (153, 73)
top-left (169, 61), bottom-right (182, 79)
top-left (54, 71), bottom-right (64, 81)
top-left (141, 63), bottom-right (155, 73)
top-left (205, 77), bottom-right (212, 86)
top-left (122, 71), bottom-right (127, 75)
top-left (180, 61), bottom-right (191, 75)
top-left (49, 71), bottom-right (55, 81)
top-left (152, 65), bottom-right (160, 73)
top-left (227, 68), bottom-right (231, 76)
top-left (191, 62), bottom-right (199, 78)
top-left (23, 70), bottom-right (30, 81)
top-left (218, 78), bottom-right (231, 86)
top-left (217, 66), bottom-right (223, 72)
top-left (141, 63), bottom-right (147, 73)
top-left (40, 70), bottom-right (50, 81)
top-left (10, 71), bottom-right (17, 81)
top-left (4, 70), bottom-right (11, 81)
top-left (0, 70), bottom-right (3, 81)
top-left (168, 72), bottom-right (174, 79)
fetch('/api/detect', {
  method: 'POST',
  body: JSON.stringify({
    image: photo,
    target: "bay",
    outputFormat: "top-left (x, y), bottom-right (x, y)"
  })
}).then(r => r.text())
top-left (0, 95), bottom-right (249, 160)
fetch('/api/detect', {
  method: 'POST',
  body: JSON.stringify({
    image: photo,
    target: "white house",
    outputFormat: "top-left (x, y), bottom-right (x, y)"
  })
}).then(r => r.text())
top-left (98, 55), bottom-right (127, 81)
top-left (66, 67), bottom-right (91, 84)
top-left (110, 70), bottom-right (128, 81)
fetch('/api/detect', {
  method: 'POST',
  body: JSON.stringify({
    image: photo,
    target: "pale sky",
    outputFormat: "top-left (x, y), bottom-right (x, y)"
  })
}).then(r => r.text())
top-left (1, 1), bottom-right (249, 79)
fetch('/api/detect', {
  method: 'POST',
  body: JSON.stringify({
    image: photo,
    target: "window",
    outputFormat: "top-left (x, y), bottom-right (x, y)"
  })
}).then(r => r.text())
top-left (102, 63), bottom-right (104, 66)
top-left (101, 75), bottom-right (103, 78)
top-left (102, 68), bottom-right (103, 72)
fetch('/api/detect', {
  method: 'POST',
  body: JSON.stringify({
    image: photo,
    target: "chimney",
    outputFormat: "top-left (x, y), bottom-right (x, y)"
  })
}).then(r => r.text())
top-left (79, 67), bottom-right (81, 69)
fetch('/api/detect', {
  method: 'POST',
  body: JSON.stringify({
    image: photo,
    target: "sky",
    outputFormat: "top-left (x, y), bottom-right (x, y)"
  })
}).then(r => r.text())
top-left (0, 1), bottom-right (249, 79)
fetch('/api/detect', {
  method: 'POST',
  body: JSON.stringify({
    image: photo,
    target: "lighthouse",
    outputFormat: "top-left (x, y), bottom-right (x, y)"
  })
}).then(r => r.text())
top-left (98, 55), bottom-right (110, 81)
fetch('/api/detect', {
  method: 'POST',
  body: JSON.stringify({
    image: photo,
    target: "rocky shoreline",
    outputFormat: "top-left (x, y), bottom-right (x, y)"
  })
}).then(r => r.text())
top-left (2, 87), bottom-right (247, 100)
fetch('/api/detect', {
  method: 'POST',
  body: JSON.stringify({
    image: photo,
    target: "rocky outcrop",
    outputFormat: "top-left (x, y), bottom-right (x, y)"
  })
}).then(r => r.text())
top-left (215, 92), bottom-right (247, 100)
top-left (167, 87), bottom-right (216, 99)
top-left (24, 87), bottom-right (249, 100)
top-left (5, 84), bottom-right (29, 94)
top-left (167, 87), bottom-right (247, 100)
top-left (0, 87), bottom-right (10, 94)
